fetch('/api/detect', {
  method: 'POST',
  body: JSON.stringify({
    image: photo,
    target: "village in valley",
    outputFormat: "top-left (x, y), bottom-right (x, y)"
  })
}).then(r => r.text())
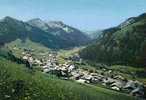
top-left (3, 42), bottom-right (142, 99)
top-left (14, 46), bottom-right (144, 98)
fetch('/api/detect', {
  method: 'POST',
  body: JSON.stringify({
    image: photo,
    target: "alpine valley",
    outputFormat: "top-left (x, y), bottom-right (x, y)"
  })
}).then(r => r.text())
top-left (0, 13), bottom-right (146, 100)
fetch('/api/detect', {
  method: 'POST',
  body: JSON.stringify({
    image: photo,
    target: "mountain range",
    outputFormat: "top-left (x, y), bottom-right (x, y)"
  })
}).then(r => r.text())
top-left (0, 16), bottom-right (90, 49)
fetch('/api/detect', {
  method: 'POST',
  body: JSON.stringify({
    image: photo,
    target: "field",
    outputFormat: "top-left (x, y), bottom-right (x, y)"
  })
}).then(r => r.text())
top-left (4, 39), bottom-right (51, 59)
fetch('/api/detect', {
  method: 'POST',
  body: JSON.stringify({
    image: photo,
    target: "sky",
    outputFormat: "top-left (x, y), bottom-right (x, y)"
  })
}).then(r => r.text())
top-left (0, 0), bottom-right (146, 30)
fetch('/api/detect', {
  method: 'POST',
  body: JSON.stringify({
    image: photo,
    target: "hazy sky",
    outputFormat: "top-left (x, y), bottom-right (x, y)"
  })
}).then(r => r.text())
top-left (0, 0), bottom-right (146, 30)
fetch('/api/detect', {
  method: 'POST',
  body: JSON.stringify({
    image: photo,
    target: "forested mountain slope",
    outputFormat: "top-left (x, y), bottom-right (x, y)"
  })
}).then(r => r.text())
top-left (80, 13), bottom-right (146, 67)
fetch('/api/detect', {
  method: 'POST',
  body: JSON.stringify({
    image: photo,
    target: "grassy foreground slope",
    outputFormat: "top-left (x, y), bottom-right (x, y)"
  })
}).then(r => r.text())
top-left (0, 57), bottom-right (136, 100)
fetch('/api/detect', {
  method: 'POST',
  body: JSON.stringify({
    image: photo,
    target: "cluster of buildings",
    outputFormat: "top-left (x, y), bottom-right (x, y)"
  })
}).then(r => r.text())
top-left (70, 68), bottom-right (144, 97)
top-left (21, 49), bottom-right (57, 68)
top-left (41, 58), bottom-right (144, 97)
top-left (21, 50), bottom-right (145, 98)
top-left (22, 52), bottom-right (43, 68)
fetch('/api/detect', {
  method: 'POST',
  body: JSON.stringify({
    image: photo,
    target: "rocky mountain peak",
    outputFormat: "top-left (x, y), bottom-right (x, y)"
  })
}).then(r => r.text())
top-left (47, 21), bottom-right (65, 28)
top-left (119, 17), bottom-right (136, 28)
top-left (28, 18), bottom-right (45, 25)
top-left (119, 13), bottom-right (146, 28)
top-left (27, 18), bottom-right (50, 31)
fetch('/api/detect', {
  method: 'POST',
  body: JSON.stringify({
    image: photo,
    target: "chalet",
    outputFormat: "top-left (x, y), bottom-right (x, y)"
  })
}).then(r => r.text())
top-left (111, 86), bottom-right (120, 91)
top-left (110, 80), bottom-right (126, 89)
top-left (130, 87), bottom-right (144, 97)
top-left (76, 79), bottom-right (86, 84)
top-left (124, 80), bottom-right (136, 90)
top-left (22, 56), bottom-right (28, 60)
top-left (68, 64), bottom-right (75, 72)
